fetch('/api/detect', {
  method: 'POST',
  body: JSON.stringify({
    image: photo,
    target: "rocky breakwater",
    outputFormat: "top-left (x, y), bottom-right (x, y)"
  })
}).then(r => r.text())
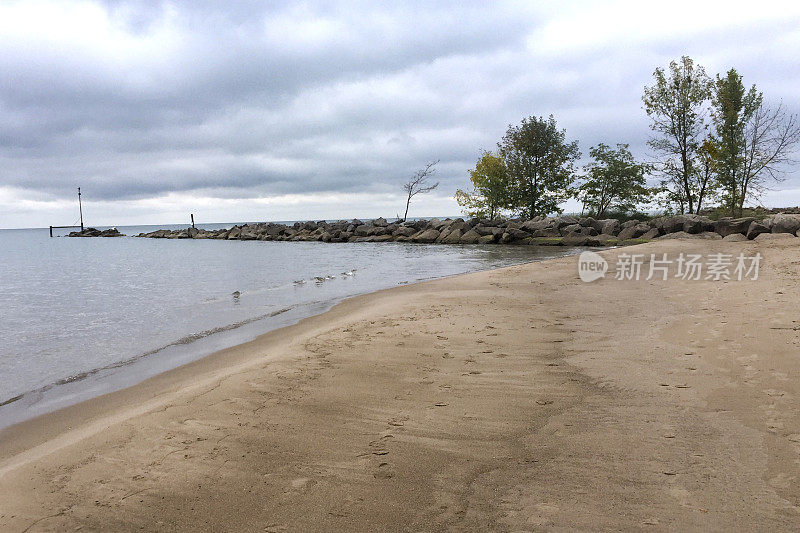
top-left (68, 227), bottom-right (125, 237)
top-left (135, 213), bottom-right (800, 246)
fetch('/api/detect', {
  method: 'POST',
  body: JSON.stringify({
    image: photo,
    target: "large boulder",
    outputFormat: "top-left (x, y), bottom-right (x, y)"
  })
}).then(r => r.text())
top-left (393, 226), bottom-right (416, 237)
top-left (459, 229), bottom-right (482, 244)
top-left (411, 229), bottom-right (440, 243)
top-left (440, 229), bottom-right (463, 244)
top-left (598, 219), bottom-right (620, 236)
top-left (533, 227), bottom-right (562, 238)
top-left (473, 224), bottom-right (497, 236)
top-left (771, 213), bottom-right (800, 234)
top-left (641, 228), bottom-right (660, 240)
top-left (562, 234), bottom-right (589, 246)
top-left (99, 227), bottom-right (124, 237)
top-left (746, 221), bottom-right (771, 240)
top-left (372, 217), bottom-right (388, 227)
top-left (521, 218), bottom-right (552, 232)
top-left (353, 224), bottom-right (372, 237)
top-left (561, 223), bottom-right (583, 235)
top-left (714, 217), bottom-right (755, 237)
top-left (617, 223), bottom-right (650, 241)
top-left (500, 228), bottom-right (529, 243)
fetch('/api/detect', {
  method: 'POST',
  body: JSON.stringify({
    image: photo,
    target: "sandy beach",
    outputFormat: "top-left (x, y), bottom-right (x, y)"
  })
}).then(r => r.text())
top-left (1, 238), bottom-right (799, 531)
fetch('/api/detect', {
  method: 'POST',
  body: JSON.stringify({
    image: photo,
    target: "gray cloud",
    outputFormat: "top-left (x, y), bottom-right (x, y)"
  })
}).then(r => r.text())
top-left (1, 0), bottom-right (799, 225)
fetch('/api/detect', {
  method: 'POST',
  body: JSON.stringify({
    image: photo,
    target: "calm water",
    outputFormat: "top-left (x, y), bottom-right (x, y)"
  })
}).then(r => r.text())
top-left (0, 224), bottom-right (580, 428)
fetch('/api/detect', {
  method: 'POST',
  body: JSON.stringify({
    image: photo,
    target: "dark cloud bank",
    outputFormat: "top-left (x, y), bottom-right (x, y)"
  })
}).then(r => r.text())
top-left (1, 1), bottom-right (798, 226)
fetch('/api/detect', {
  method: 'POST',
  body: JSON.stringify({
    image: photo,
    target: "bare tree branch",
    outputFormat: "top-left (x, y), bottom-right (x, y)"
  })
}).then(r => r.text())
top-left (402, 160), bottom-right (439, 221)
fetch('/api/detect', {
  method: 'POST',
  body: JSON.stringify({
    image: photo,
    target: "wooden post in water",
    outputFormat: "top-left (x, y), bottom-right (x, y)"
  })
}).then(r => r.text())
top-left (191, 213), bottom-right (195, 229)
top-left (78, 187), bottom-right (84, 231)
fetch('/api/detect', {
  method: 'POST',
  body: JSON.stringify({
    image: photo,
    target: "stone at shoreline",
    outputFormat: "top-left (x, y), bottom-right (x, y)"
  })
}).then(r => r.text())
top-left (617, 223), bottom-right (650, 241)
top-left (131, 213), bottom-right (800, 248)
top-left (771, 213), bottom-right (800, 234)
top-left (459, 229), bottom-right (482, 244)
top-left (641, 228), bottom-right (660, 240)
top-left (714, 217), bottom-right (755, 237)
top-left (440, 229), bottom-right (463, 244)
top-left (599, 219), bottom-right (620, 236)
top-left (68, 227), bottom-right (124, 237)
top-left (746, 221), bottom-right (771, 240)
top-left (412, 229), bottom-right (440, 243)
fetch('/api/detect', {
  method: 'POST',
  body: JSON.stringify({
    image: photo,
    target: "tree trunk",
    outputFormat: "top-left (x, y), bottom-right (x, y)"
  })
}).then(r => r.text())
top-left (403, 193), bottom-right (412, 222)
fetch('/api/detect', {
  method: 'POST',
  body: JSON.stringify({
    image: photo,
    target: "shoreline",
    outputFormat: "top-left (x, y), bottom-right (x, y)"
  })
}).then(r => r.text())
top-left (1, 241), bottom-right (580, 431)
top-left (2, 238), bottom-right (800, 530)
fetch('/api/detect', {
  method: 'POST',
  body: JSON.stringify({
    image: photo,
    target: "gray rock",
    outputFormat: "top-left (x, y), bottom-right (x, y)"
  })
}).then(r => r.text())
top-left (599, 219), bottom-right (620, 236)
top-left (521, 218), bottom-right (552, 232)
top-left (617, 223), bottom-right (650, 241)
top-left (562, 234), bottom-right (589, 246)
top-left (714, 217), bottom-right (755, 237)
top-left (641, 228), bottom-right (660, 240)
top-left (771, 213), bottom-right (800, 234)
top-left (393, 226), bottom-right (416, 237)
top-left (459, 229), bottom-right (482, 244)
top-left (412, 229), bottom-right (440, 243)
top-left (533, 227), bottom-right (562, 238)
top-left (501, 229), bottom-right (529, 243)
top-left (440, 229), bottom-right (462, 244)
top-left (473, 224), bottom-right (496, 236)
top-left (353, 224), bottom-right (371, 237)
top-left (561, 223), bottom-right (583, 235)
top-left (746, 221), bottom-right (771, 240)
top-left (372, 217), bottom-right (388, 227)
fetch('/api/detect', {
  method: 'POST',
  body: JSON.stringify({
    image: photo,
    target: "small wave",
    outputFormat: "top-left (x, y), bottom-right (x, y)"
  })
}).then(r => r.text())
top-left (0, 306), bottom-right (296, 409)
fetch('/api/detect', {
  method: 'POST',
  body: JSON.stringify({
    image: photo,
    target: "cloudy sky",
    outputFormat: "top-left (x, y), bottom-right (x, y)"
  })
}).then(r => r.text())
top-left (1, 0), bottom-right (799, 228)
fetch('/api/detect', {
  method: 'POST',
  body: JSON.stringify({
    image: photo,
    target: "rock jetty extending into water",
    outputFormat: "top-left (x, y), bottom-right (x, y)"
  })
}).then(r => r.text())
top-left (133, 213), bottom-right (800, 246)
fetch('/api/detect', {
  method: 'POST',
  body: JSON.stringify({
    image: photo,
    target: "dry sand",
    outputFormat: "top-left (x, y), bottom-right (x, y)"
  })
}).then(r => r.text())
top-left (1, 239), bottom-right (800, 531)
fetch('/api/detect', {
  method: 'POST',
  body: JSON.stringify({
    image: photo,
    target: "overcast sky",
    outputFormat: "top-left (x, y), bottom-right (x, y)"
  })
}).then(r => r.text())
top-left (1, 0), bottom-right (799, 228)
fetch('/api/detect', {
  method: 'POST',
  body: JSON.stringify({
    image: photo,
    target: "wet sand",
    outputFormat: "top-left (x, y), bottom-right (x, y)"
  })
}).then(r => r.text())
top-left (1, 239), bottom-right (799, 531)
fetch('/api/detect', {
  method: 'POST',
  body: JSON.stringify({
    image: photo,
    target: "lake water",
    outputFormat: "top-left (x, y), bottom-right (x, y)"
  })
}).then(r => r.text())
top-left (0, 224), bottom-right (581, 428)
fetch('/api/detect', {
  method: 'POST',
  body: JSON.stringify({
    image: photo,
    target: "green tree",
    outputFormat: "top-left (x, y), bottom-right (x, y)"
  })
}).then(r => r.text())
top-left (711, 70), bottom-right (800, 216)
top-left (643, 56), bottom-right (712, 214)
top-left (455, 151), bottom-right (510, 219)
top-left (578, 143), bottom-right (651, 217)
top-left (499, 115), bottom-right (580, 218)
top-left (712, 69), bottom-right (762, 216)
